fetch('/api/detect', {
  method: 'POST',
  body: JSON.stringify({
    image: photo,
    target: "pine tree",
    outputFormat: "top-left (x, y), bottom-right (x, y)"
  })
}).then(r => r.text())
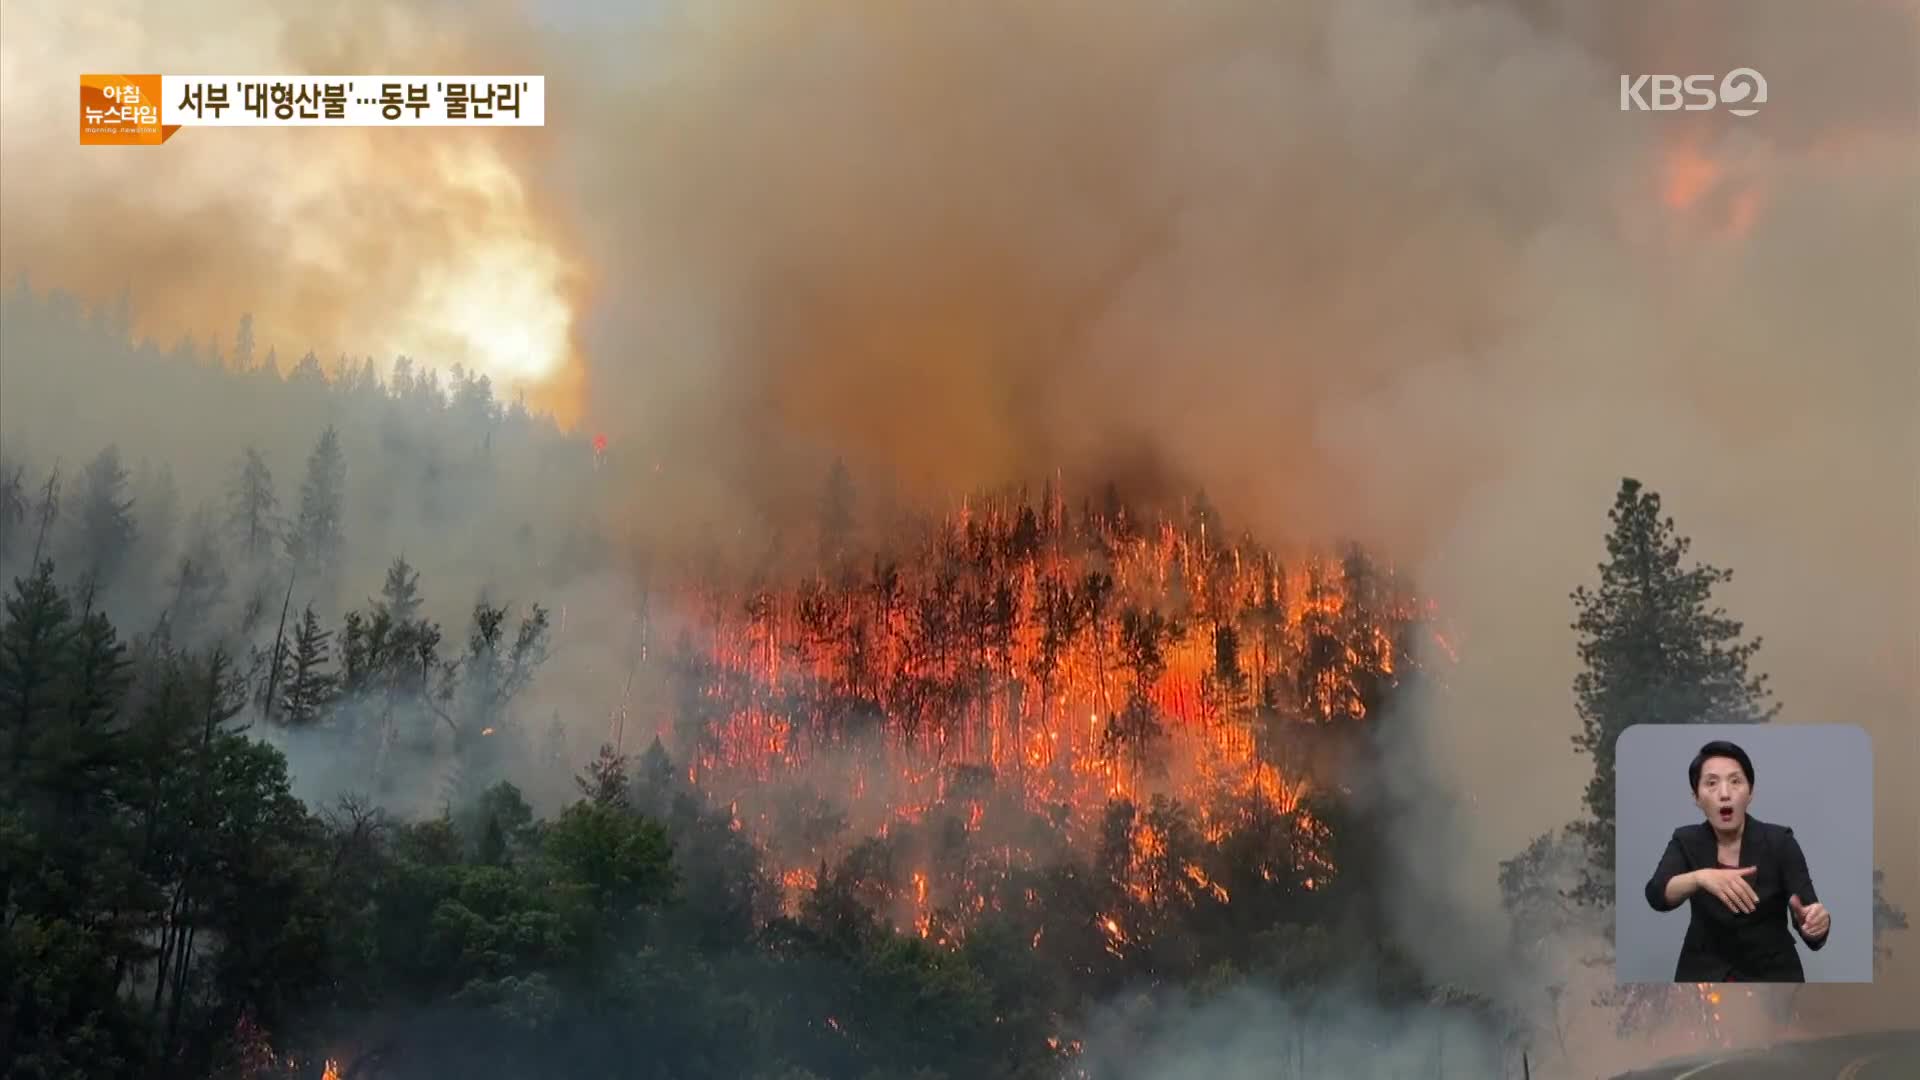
top-left (227, 446), bottom-right (280, 563)
top-left (1105, 607), bottom-right (1173, 772)
top-left (285, 426), bottom-right (346, 580)
top-left (1567, 478), bottom-right (1778, 906)
top-left (390, 356), bottom-right (416, 399)
top-left (1297, 562), bottom-right (1345, 723)
top-left (288, 349), bottom-right (325, 388)
top-left (637, 735), bottom-right (675, 790)
top-left (67, 446), bottom-right (137, 593)
top-left (577, 742), bottom-right (632, 808)
top-left (26, 467), bottom-right (61, 570)
top-left (34, 595), bottom-right (133, 847)
top-left (63, 595), bottom-right (132, 734)
top-left (280, 605), bottom-right (336, 726)
top-left (1010, 504), bottom-right (1041, 561)
top-left (0, 561), bottom-right (77, 773)
top-left (1201, 622), bottom-right (1250, 724)
top-left (351, 357), bottom-right (381, 398)
top-left (375, 556), bottom-right (423, 624)
top-left (1080, 570), bottom-right (1116, 720)
top-left (0, 461), bottom-right (27, 565)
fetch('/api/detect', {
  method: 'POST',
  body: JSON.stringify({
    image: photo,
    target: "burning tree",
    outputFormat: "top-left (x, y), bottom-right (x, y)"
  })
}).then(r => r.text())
top-left (610, 471), bottom-right (1437, 948)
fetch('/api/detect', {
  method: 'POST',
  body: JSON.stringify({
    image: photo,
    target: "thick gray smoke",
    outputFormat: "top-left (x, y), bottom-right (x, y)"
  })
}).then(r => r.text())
top-left (540, 1), bottom-right (1919, 1054)
top-left (1077, 984), bottom-right (1517, 1079)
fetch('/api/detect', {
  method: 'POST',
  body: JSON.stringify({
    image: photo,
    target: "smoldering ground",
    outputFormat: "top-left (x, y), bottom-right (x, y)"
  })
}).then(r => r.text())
top-left (2, 0), bottom-right (1915, 1071)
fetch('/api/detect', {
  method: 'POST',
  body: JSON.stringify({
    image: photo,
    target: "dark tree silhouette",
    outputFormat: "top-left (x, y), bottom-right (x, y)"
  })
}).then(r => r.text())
top-left (226, 446), bottom-right (281, 564)
top-left (1567, 478), bottom-right (1778, 907)
top-left (285, 426), bottom-right (346, 583)
top-left (280, 605), bottom-right (337, 726)
top-left (66, 445), bottom-right (137, 593)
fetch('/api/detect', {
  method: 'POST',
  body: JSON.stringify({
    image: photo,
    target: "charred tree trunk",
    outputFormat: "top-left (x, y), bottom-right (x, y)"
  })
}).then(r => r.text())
top-left (261, 570), bottom-right (296, 722)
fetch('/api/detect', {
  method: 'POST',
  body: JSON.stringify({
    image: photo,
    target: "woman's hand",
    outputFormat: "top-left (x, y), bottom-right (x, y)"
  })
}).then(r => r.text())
top-left (1693, 866), bottom-right (1760, 914)
top-left (1790, 895), bottom-right (1830, 939)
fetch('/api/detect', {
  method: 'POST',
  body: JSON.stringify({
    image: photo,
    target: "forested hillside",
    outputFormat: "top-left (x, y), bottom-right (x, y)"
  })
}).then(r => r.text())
top-left (1, 283), bottom-right (1528, 1078)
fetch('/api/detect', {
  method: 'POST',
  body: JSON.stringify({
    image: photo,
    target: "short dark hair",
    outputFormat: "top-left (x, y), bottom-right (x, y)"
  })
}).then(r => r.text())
top-left (1689, 740), bottom-right (1755, 791)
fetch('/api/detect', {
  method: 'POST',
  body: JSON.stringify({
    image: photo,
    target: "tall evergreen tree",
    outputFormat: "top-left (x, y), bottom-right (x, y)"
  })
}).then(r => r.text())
top-left (280, 605), bottom-right (337, 726)
top-left (374, 556), bottom-right (423, 624)
top-left (577, 742), bottom-right (632, 808)
top-left (28, 594), bottom-right (133, 903)
top-left (226, 447), bottom-right (280, 563)
top-left (389, 355), bottom-right (417, 399)
top-left (288, 349), bottom-right (326, 388)
top-left (66, 446), bottom-right (137, 593)
top-left (0, 562), bottom-right (77, 774)
top-left (1201, 622), bottom-right (1250, 724)
top-left (285, 427), bottom-right (346, 581)
top-left (0, 461), bottom-right (27, 565)
top-left (1567, 478), bottom-right (1779, 906)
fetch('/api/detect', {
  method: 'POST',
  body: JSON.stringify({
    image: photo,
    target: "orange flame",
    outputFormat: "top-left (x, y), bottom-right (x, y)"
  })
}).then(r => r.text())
top-left (633, 490), bottom-right (1427, 927)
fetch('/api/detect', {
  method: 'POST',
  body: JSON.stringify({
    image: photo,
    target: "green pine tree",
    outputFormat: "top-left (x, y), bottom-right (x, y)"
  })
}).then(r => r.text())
top-left (577, 742), bottom-right (632, 809)
top-left (1567, 478), bottom-right (1778, 907)
top-left (375, 555), bottom-right (423, 623)
top-left (280, 605), bottom-right (337, 726)
top-left (0, 562), bottom-right (78, 774)
top-left (285, 426), bottom-right (346, 581)
top-left (225, 446), bottom-right (280, 564)
top-left (67, 446), bottom-right (137, 593)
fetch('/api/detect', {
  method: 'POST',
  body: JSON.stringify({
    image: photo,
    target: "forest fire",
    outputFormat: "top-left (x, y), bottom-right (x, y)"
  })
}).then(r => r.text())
top-left (615, 480), bottom-right (1440, 936)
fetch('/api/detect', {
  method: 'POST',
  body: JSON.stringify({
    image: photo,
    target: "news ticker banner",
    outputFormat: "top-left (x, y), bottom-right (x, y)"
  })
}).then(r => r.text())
top-left (80, 74), bottom-right (545, 145)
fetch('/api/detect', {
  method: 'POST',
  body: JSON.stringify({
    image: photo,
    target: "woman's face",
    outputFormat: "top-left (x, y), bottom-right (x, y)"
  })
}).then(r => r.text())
top-left (1694, 755), bottom-right (1752, 835)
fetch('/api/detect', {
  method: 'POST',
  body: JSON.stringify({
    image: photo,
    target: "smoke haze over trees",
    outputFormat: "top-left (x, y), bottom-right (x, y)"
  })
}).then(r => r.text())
top-left (3, 282), bottom-right (1543, 1068)
top-left (4, 284), bottom-right (1909, 1076)
top-left (1, 295), bottom-right (1535, 1075)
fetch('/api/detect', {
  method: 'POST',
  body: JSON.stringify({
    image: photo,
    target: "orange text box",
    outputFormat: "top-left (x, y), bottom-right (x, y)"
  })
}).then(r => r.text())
top-left (80, 74), bottom-right (179, 145)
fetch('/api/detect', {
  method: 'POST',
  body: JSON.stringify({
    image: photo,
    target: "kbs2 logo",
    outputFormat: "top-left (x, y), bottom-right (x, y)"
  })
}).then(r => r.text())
top-left (1619, 68), bottom-right (1768, 117)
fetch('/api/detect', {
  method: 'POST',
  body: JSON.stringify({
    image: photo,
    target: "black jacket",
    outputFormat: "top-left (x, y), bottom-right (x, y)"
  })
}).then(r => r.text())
top-left (1644, 816), bottom-right (1828, 982)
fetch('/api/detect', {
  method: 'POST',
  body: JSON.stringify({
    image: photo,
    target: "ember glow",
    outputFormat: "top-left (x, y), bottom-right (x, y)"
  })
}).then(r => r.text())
top-left (619, 482), bottom-right (1438, 935)
top-left (1651, 131), bottom-right (1771, 246)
